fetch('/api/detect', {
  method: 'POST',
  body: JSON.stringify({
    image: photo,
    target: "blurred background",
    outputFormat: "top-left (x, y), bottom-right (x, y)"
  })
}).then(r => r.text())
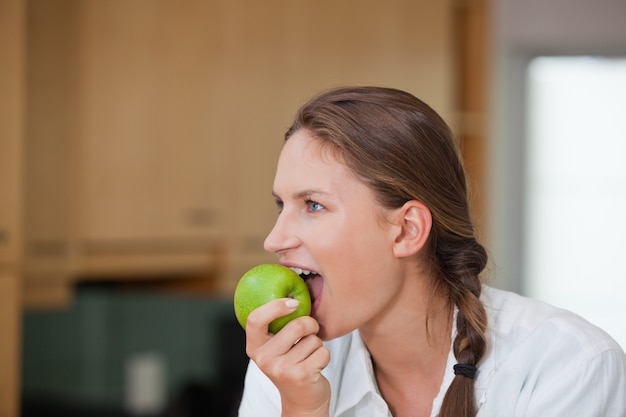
top-left (1, 0), bottom-right (625, 416)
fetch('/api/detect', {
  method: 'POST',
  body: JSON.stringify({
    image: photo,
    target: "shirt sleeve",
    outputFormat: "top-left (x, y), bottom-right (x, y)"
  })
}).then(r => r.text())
top-left (524, 346), bottom-right (626, 417)
top-left (478, 319), bottom-right (626, 417)
top-left (238, 359), bottom-right (282, 416)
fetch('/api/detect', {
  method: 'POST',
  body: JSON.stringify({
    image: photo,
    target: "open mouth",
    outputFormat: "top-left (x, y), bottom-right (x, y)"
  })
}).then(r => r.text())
top-left (289, 267), bottom-right (322, 312)
top-left (290, 267), bottom-right (318, 278)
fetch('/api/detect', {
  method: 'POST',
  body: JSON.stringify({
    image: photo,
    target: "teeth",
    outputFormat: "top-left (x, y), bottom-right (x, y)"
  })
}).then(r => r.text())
top-left (290, 267), bottom-right (313, 276)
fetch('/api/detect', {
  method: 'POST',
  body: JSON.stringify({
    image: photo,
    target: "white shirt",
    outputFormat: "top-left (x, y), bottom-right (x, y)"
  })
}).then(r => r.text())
top-left (238, 286), bottom-right (626, 416)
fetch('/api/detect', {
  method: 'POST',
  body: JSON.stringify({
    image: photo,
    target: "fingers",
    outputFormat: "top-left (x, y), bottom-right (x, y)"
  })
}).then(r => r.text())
top-left (244, 298), bottom-right (324, 374)
top-left (243, 299), bottom-right (331, 416)
top-left (269, 339), bottom-right (331, 414)
top-left (245, 298), bottom-right (300, 334)
top-left (286, 335), bottom-right (331, 382)
top-left (245, 298), bottom-right (317, 354)
top-left (249, 318), bottom-right (321, 363)
top-left (288, 333), bottom-right (325, 363)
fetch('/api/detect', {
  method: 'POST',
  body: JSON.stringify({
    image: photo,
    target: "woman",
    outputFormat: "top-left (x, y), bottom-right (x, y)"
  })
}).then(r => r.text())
top-left (238, 86), bottom-right (626, 417)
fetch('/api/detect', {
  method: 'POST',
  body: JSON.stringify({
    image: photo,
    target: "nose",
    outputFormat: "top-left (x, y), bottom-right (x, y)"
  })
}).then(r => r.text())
top-left (264, 211), bottom-right (299, 254)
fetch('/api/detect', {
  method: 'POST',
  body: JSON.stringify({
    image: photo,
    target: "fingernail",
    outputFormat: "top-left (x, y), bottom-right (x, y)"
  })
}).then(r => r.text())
top-left (285, 299), bottom-right (299, 308)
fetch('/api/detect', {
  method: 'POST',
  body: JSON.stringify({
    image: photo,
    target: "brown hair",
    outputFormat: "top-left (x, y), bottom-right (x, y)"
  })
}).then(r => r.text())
top-left (285, 86), bottom-right (488, 417)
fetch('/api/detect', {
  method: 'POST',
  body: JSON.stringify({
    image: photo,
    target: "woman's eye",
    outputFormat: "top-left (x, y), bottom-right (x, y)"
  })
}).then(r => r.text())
top-left (306, 200), bottom-right (324, 212)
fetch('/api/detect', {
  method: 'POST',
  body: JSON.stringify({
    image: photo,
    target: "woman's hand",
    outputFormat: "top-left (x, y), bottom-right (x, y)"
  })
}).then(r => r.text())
top-left (245, 298), bottom-right (331, 417)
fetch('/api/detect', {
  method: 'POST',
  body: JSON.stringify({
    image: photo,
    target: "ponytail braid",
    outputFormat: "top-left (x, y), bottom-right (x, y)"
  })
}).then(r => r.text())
top-left (436, 236), bottom-right (488, 417)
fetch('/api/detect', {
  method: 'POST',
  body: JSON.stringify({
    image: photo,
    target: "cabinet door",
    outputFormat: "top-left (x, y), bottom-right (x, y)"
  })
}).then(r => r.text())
top-left (22, 0), bottom-right (80, 306)
top-left (0, 0), bottom-right (24, 415)
top-left (23, 0), bottom-right (458, 292)
top-left (0, 0), bottom-right (24, 266)
top-left (77, 1), bottom-right (226, 243)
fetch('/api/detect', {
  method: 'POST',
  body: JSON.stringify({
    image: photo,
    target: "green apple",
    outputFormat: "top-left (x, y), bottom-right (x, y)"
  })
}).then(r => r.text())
top-left (233, 264), bottom-right (311, 334)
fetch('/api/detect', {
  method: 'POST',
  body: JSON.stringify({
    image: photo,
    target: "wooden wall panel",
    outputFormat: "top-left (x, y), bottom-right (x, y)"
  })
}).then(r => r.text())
top-left (0, 0), bottom-right (24, 414)
top-left (456, 0), bottom-right (490, 243)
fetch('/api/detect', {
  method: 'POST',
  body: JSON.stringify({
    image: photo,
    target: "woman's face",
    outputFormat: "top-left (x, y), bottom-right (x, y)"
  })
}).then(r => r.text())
top-left (264, 129), bottom-right (407, 340)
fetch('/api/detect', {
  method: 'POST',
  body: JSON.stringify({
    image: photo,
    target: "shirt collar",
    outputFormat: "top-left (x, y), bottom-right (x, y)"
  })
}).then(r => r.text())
top-left (330, 330), bottom-right (386, 415)
top-left (328, 309), bottom-right (461, 417)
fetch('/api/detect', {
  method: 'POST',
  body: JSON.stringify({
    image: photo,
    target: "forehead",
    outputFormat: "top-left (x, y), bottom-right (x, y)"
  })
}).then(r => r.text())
top-left (282, 129), bottom-right (341, 164)
top-left (274, 130), bottom-right (354, 192)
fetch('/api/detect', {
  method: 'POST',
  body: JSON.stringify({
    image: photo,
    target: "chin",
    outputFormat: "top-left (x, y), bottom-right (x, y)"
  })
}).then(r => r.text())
top-left (317, 323), bottom-right (353, 343)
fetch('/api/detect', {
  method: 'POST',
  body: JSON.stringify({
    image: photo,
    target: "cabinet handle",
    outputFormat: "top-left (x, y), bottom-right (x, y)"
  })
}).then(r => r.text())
top-left (186, 208), bottom-right (216, 227)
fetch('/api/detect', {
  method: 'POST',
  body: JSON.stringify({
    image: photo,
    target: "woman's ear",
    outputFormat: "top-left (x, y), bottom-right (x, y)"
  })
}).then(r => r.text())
top-left (391, 200), bottom-right (432, 258)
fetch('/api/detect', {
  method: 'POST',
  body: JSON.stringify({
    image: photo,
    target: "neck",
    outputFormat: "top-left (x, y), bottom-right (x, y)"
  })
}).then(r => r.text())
top-left (359, 274), bottom-right (453, 417)
top-left (360, 272), bottom-right (452, 366)
top-left (362, 294), bottom-right (452, 377)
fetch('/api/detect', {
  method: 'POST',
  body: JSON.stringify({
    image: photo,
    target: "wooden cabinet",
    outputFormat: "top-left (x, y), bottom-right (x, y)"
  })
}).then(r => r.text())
top-left (22, 0), bottom-right (461, 305)
top-left (0, 0), bottom-right (24, 268)
top-left (455, 0), bottom-right (490, 242)
top-left (77, 1), bottom-right (226, 244)
top-left (22, 0), bottom-right (82, 307)
top-left (3, 0), bottom-right (489, 412)
top-left (0, 0), bottom-right (24, 415)
top-left (23, 1), bottom-right (231, 306)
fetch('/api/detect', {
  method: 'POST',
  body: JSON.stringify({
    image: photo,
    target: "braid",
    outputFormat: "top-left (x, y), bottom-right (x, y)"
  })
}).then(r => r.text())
top-left (436, 236), bottom-right (488, 417)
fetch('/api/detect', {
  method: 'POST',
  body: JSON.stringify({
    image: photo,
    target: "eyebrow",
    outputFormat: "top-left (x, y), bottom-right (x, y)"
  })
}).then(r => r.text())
top-left (272, 189), bottom-right (334, 201)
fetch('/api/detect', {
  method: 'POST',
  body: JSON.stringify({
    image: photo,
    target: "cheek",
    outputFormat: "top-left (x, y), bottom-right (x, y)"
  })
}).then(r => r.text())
top-left (313, 211), bottom-right (394, 286)
top-left (338, 232), bottom-right (398, 299)
top-left (322, 214), bottom-right (392, 272)
top-left (323, 223), bottom-right (394, 300)
top-left (318, 262), bottom-right (397, 340)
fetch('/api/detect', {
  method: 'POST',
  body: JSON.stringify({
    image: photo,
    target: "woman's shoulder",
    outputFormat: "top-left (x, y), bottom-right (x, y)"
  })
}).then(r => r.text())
top-left (480, 284), bottom-right (622, 355)
top-left (476, 285), bottom-right (626, 415)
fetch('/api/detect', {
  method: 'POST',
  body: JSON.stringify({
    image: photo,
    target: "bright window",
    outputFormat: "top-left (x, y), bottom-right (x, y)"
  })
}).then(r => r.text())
top-left (524, 56), bottom-right (626, 349)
